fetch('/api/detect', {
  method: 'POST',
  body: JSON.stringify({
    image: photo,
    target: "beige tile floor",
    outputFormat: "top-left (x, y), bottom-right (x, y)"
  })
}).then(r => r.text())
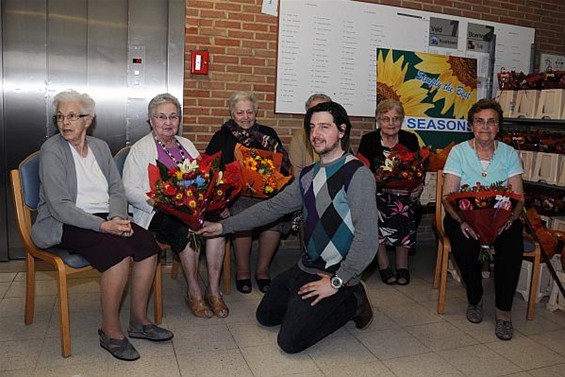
top-left (1, 242), bottom-right (565, 377)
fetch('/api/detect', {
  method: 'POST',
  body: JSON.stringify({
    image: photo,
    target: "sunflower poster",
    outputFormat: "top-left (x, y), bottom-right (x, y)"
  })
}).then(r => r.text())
top-left (377, 48), bottom-right (477, 148)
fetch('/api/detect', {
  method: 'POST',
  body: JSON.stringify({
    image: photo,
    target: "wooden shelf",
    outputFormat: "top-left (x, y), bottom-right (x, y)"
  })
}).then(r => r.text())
top-left (505, 118), bottom-right (565, 126)
top-left (524, 180), bottom-right (565, 190)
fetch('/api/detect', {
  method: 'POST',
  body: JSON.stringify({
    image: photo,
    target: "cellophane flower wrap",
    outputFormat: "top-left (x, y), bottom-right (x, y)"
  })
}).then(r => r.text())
top-left (374, 145), bottom-right (430, 195)
top-left (234, 143), bottom-right (293, 199)
top-left (147, 151), bottom-right (243, 251)
top-left (206, 161), bottom-right (245, 214)
top-left (447, 181), bottom-right (522, 260)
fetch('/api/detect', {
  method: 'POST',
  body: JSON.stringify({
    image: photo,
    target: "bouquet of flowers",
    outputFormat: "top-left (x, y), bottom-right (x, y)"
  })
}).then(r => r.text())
top-left (234, 143), bottom-right (293, 199)
top-left (206, 161), bottom-right (245, 214)
top-left (447, 181), bottom-right (522, 262)
top-left (374, 145), bottom-right (430, 195)
top-left (147, 152), bottom-right (242, 251)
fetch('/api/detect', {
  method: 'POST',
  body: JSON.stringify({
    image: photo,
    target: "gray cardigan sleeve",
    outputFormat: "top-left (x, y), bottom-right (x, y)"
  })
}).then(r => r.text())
top-left (334, 166), bottom-right (378, 285)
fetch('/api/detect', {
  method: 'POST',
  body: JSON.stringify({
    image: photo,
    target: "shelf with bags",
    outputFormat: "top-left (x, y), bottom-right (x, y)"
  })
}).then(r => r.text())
top-left (499, 117), bottom-right (565, 188)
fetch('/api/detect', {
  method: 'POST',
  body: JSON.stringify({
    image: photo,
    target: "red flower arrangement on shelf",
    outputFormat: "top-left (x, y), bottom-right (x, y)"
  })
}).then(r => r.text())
top-left (234, 144), bottom-right (293, 199)
top-left (147, 151), bottom-right (243, 251)
top-left (447, 181), bottom-right (522, 262)
top-left (372, 145), bottom-right (430, 195)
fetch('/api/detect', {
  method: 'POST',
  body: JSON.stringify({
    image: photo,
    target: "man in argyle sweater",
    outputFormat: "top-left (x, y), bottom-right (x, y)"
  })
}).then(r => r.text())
top-left (198, 102), bottom-right (378, 353)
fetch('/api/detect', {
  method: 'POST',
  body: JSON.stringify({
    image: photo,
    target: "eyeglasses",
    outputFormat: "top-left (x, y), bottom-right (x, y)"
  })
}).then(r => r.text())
top-left (152, 114), bottom-right (179, 122)
top-left (54, 113), bottom-right (89, 122)
top-left (379, 116), bottom-right (402, 124)
top-left (473, 118), bottom-right (499, 127)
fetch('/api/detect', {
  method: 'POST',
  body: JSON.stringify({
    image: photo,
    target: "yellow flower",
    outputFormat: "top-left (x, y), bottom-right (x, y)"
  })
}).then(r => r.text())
top-left (414, 52), bottom-right (477, 119)
top-left (377, 50), bottom-right (433, 117)
top-left (188, 200), bottom-right (197, 208)
top-left (265, 186), bottom-right (274, 194)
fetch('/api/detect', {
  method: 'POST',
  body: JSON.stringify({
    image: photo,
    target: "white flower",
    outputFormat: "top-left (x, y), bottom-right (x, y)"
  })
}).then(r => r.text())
top-left (180, 159), bottom-right (199, 173)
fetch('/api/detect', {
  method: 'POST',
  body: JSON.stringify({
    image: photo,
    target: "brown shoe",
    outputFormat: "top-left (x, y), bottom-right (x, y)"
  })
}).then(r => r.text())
top-left (353, 281), bottom-right (374, 330)
top-left (206, 293), bottom-right (229, 318)
top-left (185, 294), bottom-right (213, 318)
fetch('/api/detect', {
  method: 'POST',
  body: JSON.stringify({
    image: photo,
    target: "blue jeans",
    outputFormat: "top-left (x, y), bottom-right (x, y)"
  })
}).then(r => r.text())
top-left (256, 265), bottom-right (359, 353)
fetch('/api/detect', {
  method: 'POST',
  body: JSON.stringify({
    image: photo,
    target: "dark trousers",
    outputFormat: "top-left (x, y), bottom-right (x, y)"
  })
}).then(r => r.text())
top-left (444, 215), bottom-right (523, 311)
top-left (256, 265), bottom-right (358, 354)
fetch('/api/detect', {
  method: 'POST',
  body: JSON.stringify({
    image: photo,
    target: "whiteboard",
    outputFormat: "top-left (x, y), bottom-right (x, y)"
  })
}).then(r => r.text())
top-left (276, 0), bottom-right (535, 117)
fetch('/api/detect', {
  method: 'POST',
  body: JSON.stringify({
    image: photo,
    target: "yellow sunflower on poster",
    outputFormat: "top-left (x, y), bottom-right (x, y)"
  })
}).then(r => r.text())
top-left (414, 52), bottom-right (477, 119)
top-left (376, 49), bottom-right (433, 117)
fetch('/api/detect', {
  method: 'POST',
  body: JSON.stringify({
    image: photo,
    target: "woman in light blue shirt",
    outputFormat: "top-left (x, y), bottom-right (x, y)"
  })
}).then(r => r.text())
top-left (442, 99), bottom-right (524, 341)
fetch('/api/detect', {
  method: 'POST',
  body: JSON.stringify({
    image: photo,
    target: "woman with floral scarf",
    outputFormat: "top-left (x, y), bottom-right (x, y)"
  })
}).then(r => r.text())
top-left (206, 91), bottom-right (292, 294)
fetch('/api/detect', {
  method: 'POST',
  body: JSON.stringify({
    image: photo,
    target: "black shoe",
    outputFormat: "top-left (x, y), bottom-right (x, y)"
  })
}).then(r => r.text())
top-left (255, 277), bottom-right (271, 293)
top-left (235, 278), bottom-right (252, 294)
top-left (466, 302), bottom-right (483, 324)
top-left (396, 268), bottom-right (410, 286)
top-left (98, 329), bottom-right (140, 361)
top-left (128, 323), bottom-right (174, 342)
top-left (379, 266), bottom-right (396, 285)
top-left (495, 319), bottom-right (513, 340)
top-left (353, 281), bottom-right (374, 330)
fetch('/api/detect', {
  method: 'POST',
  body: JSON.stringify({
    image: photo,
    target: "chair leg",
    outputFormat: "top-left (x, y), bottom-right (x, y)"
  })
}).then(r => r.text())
top-left (154, 258), bottom-right (163, 324)
top-left (171, 257), bottom-right (180, 279)
top-left (527, 250), bottom-right (541, 320)
top-left (433, 241), bottom-right (444, 289)
top-left (24, 253), bottom-right (36, 325)
top-left (437, 244), bottom-right (450, 314)
top-left (55, 267), bottom-right (72, 358)
top-left (222, 239), bottom-right (232, 294)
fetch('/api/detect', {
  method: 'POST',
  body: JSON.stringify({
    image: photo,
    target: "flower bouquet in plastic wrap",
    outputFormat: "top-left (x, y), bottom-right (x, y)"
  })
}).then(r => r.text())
top-left (234, 143), bottom-right (293, 199)
top-left (447, 181), bottom-right (522, 262)
top-left (147, 151), bottom-right (242, 251)
top-left (374, 145), bottom-right (430, 195)
top-left (206, 161), bottom-right (244, 215)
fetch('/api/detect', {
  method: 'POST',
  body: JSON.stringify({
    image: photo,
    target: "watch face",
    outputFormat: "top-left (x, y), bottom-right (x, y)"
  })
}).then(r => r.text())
top-left (331, 276), bottom-right (343, 289)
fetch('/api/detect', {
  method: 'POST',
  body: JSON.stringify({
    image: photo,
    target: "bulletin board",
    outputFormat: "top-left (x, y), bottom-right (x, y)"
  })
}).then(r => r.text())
top-left (276, 0), bottom-right (535, 117)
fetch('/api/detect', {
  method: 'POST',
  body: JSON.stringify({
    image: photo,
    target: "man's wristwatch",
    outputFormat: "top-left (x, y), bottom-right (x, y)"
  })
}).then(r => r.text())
top-left (330, 274), bottom-right (344, 290)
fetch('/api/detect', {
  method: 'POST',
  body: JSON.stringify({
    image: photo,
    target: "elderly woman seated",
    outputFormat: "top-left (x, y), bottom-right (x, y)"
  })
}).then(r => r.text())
top-left (123, 93), bottom-right (229, 319)
top-left (31, 89), bottom-right (173, 361)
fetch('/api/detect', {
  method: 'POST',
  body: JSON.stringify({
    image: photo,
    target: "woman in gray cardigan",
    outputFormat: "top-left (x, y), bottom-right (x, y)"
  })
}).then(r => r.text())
top-left (32, 90), bottom-right (173, 361)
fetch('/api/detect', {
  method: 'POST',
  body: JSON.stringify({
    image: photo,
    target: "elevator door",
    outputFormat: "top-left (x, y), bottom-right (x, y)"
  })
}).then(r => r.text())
top-left (0, 0), bottom-right (185, 260)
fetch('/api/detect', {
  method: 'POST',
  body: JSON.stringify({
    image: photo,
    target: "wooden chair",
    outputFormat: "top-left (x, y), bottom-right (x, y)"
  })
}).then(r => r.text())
top-left (11, 152), bottom-right (162, 358)
top-left (170, 239), bottom-right (232, 295)
top-left (433, 170), bottom-right (541, 320)
top-left (432, 170), bottom-right (460, 291)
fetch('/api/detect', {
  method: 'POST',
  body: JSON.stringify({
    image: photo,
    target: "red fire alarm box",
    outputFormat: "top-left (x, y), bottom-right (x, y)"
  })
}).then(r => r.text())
top-left (190, 51), bottom-right (209, 75)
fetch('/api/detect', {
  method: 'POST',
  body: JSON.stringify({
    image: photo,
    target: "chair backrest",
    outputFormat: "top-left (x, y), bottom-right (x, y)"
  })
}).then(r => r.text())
top-left (18, 152), bottom-right (41, 210)
top-left (10, 151), bottom-right (41, 247)
top-left (113, 145), bottom-right (131, 177)
top-left (435, 170), bottom-right (446, 228)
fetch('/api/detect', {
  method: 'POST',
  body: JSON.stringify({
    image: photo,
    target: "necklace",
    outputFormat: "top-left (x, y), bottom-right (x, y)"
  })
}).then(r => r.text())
top-left (473, 139), bottom-right (497, 177)
top-left (154, 136), bottom-right (187, 164)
